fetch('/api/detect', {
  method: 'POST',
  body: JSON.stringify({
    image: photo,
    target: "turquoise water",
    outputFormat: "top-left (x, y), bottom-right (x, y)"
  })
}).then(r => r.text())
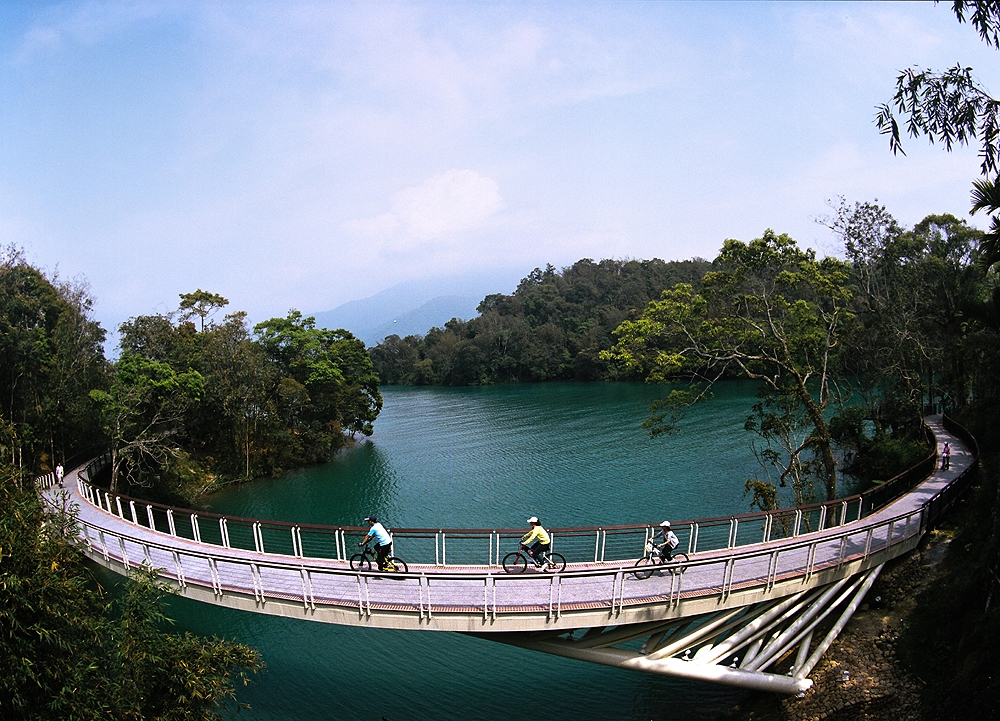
top-left (166, 381), bottom-right (773, 720)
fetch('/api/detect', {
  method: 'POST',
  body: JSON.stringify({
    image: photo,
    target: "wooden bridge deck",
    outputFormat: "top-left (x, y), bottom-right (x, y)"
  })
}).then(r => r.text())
top-left (40, 416), bottom-right (972, 633)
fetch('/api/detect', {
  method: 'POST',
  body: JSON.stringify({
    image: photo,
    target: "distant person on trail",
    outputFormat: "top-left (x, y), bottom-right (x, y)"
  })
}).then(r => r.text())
top-left (942, 442), bottom-right (951, 470)
top-left (361, 516), bottom-right (392, 570)
top-left (55, 464), bottom-right (64, 483)
top-left (521, 516), bottom-right (551, 567)
top-left (657, 521), bottom-right (680, 561)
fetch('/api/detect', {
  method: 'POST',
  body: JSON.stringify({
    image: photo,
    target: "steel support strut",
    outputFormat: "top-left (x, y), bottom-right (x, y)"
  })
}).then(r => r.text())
top-left (470, 564), bottom-right (884, 695)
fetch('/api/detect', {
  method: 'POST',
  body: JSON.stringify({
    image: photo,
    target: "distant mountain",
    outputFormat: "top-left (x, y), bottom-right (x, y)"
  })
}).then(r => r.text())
top-left (364, 295), bottom-right (481, 344)
top-left (310, 271), bottom-right (521, 345)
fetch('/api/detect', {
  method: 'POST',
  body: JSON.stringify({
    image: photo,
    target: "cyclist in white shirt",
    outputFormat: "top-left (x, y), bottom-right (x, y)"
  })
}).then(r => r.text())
top-left (361, 516), bottom-right (393, 570)
top-left (656, 520), bottom-right (680, 561)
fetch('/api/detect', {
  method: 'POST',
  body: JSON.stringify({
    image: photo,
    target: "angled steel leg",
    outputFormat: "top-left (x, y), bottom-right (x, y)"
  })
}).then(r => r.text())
top-left (469, 564), bottom-right (884, 695)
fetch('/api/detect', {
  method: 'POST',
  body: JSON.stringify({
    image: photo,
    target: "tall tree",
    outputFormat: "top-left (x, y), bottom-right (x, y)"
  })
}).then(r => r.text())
top-left (89, 353), bottom-right (203, 492)
top-left (604, 231), bottom-right (853, 500)
top-left (178, 289), bottom-right (229, 332)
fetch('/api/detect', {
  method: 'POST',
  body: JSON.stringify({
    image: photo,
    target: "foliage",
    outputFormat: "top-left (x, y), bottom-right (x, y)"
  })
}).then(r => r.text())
top-left (0, 467), bottom-right (261, 720)
top-left (178, 290), bottom-right (229, 333)
top-left (0, 247), bottom-right (108, 475)
top-left (89, 353), bottom-right (204, 493)
top-left (114, 303), bottom-right (382, 499)
top-left (604, 230), bottom-right (853, 500)
top-left (368, 257), bottom-right (711, 385)
top-left (874, 1), bottom-right (1000, 269)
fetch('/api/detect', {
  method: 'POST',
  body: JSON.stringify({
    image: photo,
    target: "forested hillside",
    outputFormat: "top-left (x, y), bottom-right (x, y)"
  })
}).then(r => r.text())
top-left (0, 254), bottom-right (382, 504)
top-left (369, 257), bottom-right (711, 384)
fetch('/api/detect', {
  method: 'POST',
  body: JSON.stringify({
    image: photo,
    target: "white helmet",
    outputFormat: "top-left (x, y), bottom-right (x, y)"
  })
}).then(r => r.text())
top-left (659, 520), bottom-right (671, 528)
top-left (527, 516), bottom-right (539, 524)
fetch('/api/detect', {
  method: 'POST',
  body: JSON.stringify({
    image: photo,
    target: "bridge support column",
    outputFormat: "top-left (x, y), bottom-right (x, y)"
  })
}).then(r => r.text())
top-left (471, 563), bottom-right (883, 695)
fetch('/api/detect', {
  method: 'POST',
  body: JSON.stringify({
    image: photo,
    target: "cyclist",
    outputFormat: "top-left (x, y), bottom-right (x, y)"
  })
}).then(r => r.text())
top-left (521, 516), bottom-right (551, 568)
top-left (656, 520), bottom-right (680, 561)
top-left (360, 516), bottom-right (392, 570)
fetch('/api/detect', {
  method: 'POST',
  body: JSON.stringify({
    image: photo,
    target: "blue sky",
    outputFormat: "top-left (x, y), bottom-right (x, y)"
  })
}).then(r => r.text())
top-left (1, 1), bottom-right (997, 338)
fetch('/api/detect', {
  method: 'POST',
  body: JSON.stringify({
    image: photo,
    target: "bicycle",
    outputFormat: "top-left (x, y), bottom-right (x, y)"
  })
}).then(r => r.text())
top-left (502, 543), bottom-right (567, 573)
top-left (350, 542), bottom-right (409, 573)
top-left (631, 540), bottom-right (688, 579)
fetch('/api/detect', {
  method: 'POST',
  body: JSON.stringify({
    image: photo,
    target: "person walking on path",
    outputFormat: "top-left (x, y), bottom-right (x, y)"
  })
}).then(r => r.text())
top-left (55, 463), bottom-right (64, 483)
top-left (942, 442), bottom-right (951, 470)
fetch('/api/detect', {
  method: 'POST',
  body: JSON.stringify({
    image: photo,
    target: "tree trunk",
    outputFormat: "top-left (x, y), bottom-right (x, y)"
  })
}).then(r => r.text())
top-left (796, 380), bottom-right (838, 501)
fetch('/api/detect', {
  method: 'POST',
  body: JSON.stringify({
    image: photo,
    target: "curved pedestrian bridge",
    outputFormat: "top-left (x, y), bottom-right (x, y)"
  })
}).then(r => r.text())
top-left (37, 415), bottom-right (976, 694)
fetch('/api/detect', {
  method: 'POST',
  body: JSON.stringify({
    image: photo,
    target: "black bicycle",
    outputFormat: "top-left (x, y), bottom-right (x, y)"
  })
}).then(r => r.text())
top-left (502, 543), bottom-right (567, 573)
top-left (350, 542), bottom-right (409, 573)
top-left (632, 540), bottom-right (688, 579)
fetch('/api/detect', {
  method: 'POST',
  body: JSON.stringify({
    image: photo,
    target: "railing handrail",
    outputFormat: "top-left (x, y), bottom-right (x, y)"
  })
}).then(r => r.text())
top-left (64, 494), bottom-right (927, 582)
top-left (59, 414), bottom-right (966, 568)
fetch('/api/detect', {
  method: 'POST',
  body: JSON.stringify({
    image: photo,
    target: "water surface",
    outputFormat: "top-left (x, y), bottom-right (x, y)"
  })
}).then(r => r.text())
top-left (168, 381), bottom-right (773, 720)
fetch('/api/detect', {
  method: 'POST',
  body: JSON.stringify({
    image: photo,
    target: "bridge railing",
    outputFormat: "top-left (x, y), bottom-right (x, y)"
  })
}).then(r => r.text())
top-left (66, 416), bottom-right (952, 570)
top-left (74, 470), bottom-right (870, 568)
top-left (64, 490), bottom-right (929, 621)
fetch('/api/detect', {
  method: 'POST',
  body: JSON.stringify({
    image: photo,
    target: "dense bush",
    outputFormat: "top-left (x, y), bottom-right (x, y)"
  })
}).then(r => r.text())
top-left (0, 468), bottom-right (262, 720)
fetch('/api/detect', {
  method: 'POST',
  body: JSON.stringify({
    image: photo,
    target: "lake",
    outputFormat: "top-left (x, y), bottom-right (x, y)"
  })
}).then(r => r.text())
top-left (165, 381), bottom-right (779, 720)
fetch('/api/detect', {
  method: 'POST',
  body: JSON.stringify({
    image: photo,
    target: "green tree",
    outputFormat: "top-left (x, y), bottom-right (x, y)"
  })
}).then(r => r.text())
top-left (0, 468), bottom-right (261, 720)
top-left (0, 248), bottom-right (108, 473)
top-left (90, 353), bottom-right (203, 492)
top-left (604, 231), bottom-right (853, 500)
top-left (254, 311), bottom-right (382, 451)
top-left (875, 1), bottom-right (1000, 267)
top-left (178, 290), bottom-right (229, 333)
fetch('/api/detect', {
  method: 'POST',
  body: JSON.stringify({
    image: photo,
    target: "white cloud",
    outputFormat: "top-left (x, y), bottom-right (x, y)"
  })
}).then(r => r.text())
top-left (346, 169), bottom-right (505, 245)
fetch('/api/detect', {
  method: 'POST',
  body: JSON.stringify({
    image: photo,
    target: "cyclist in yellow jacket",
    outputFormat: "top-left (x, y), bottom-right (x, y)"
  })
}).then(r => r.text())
top-left (521, 516), bottom-right (551, 567)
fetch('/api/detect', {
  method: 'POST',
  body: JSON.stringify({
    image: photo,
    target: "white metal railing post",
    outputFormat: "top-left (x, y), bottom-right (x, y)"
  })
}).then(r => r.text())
top-left (167, 509), bottom-right (177, 536)
top-left (172, 551), bottom-right (185, 587)
top-left (146, 505), bottom-right (155, 530)
top-left (191, 514), bottom-right (201, 543)
top-left (220, 518), bottom-right (230, 548)
top-left (818, 505), bottom-right (827, 531)
top-left (253, 522), bottom-right (264, 553)
top-left (129, 500), bottom-right (138, 524)
top-left (115, 496), bottom-right (124, 518)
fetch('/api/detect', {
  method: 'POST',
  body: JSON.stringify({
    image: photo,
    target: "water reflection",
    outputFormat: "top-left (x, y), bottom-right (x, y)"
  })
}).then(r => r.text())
top-left (177, 381), bottom-right (775, 720)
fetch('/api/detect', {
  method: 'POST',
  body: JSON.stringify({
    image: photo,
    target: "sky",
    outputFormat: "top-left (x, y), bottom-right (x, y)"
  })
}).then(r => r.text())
top-left (1, 1), bottom-right (998, 341)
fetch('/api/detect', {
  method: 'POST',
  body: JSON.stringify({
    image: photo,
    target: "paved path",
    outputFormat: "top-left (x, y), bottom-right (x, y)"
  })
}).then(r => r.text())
top-left (40, 416), bottom-right (973, 632)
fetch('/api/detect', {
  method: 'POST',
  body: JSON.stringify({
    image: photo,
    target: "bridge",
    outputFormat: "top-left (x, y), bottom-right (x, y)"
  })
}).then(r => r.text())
top-left (36, 415), bottom-right (977, 695)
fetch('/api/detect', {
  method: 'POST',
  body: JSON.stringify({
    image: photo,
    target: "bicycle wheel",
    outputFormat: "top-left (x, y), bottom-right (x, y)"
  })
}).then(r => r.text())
top-left (632, 555), bottom-right (655, 579)
top-left (667, 552), bottom-right (689, 574)
top-left (543, 552), bottom-right (566, 572)
top-left (388, 556), bottom-right (408, 573)
top-left (350, 553), bottom-right (371, 572)
top-left (502, 551), bottom-right (527, 574)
